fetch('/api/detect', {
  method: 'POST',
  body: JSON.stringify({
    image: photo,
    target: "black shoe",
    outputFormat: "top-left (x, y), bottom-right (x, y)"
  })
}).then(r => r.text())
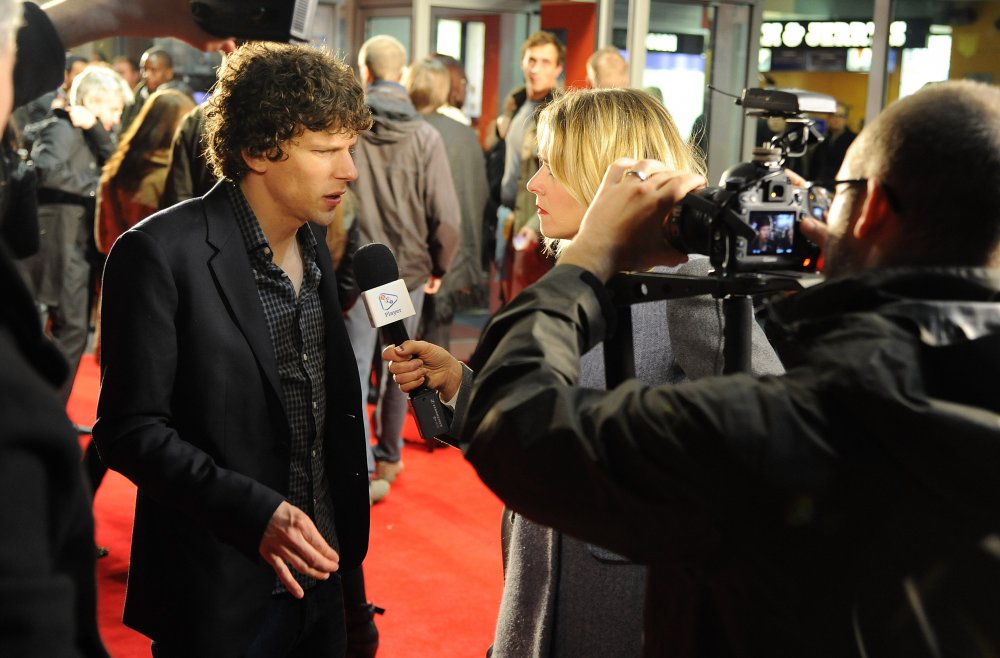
top-left (345, 602), bottom-right (384, 658)
top-left (95, 545), bottom-right (109, 559)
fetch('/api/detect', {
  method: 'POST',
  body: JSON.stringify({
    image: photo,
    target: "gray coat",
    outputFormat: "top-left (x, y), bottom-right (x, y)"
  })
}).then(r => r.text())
top-left (351, 81), bottom-right (460, 291)
top-left (422, 111), bottom-right (489, 318)
top-left (491, 257), bottom-right (785, 658)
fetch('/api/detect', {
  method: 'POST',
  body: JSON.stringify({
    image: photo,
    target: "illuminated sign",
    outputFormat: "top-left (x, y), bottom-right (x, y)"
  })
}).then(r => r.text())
top-left (613, 29), bottom-right (705, 55)
top-left (761, 21), bottom-right (923, 50)
top-left (646, 32), bottom-right (678, 52)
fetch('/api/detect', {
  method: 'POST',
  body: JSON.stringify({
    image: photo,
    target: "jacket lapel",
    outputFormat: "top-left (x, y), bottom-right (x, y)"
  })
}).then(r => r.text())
top-left (202, 184), bottom-right (286, 412)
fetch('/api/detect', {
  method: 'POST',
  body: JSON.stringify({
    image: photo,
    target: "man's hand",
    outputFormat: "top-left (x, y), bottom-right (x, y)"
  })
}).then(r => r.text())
top-left (800, 217), bottom-right (828, 249)
top-left (259, 501), bottom-right (339, 599)
top-left (44, 0), bottom-right (237, 52)
top-left (784, 168), bottom-right (830, 249)
top-left (559, 158), bottom-right (705, 281)
top-left (382, 340), bottom-right (464, 402)
top-left (424, 276), bottom-right (442, 295)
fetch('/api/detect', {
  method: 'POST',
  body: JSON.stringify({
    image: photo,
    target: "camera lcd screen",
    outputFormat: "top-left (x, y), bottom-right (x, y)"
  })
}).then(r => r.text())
top-left (748, 211), bottom-right (796, 256)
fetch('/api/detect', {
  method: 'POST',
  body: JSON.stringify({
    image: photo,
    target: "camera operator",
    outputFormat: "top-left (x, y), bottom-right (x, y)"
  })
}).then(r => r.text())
top-left (393, 80), bottom-right (1000, 657)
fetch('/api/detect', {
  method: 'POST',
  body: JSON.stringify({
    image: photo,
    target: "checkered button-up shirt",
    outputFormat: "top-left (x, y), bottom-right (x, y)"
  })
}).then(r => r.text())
top-left (227, 183), bottom-right (337, 594)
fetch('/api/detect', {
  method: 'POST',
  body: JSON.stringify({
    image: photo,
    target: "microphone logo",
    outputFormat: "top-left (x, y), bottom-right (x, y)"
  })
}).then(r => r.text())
top-left (378, 292), bottom-right (399, 311)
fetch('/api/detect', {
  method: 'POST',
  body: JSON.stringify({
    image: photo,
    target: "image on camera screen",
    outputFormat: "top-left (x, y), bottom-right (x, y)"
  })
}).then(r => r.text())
top-left (748, 211), bottom-right (795, 256)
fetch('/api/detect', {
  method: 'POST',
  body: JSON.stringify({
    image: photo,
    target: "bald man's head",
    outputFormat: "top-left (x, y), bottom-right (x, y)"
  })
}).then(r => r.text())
top-left (359, 35), bottom-right (407, 83)
top-left (831, 81), bottom-right (1000, 271)
top-left (586, 46), bottom-right (628, 89)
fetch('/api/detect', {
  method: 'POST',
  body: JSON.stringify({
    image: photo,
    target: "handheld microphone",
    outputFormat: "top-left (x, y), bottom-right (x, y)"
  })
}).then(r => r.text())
top-left (353, 243), bottom-right (450, 440)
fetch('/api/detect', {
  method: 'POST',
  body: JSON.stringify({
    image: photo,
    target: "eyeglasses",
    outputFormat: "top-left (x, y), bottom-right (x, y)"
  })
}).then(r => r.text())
top-left (828, 178), bottom-right (903, 213)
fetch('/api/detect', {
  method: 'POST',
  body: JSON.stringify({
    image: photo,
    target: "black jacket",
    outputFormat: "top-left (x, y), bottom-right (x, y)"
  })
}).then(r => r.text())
top-left (93, 182), bottom-right (370, 655)
top-left (464, 264), bottom-right (1000, 657)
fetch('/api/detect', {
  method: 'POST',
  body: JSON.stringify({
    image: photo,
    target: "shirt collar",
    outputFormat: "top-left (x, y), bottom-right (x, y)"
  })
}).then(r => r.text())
top-left (226, 181), bottom-right (319, 259)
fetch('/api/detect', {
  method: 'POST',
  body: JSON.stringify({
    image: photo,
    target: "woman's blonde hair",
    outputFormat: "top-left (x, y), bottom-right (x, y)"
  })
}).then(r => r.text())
top-left (535, 88), bottom-right (705, 254)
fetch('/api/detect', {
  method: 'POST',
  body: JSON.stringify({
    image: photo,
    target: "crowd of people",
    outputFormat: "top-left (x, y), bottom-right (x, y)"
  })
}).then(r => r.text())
top-left (3, 1), bottom-right (1000, 657)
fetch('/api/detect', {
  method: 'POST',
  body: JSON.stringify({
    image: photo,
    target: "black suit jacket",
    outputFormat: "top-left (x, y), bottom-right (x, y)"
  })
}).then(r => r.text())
top-left (94, 182), bottom-right (369, 655)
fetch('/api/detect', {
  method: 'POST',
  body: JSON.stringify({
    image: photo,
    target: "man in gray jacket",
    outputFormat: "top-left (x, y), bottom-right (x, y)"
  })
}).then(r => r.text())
top-left (347, 35), bottom-right (459, 494)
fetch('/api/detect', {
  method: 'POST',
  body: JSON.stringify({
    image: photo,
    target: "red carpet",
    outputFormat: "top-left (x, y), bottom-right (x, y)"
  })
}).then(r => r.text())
top-left (68, 355), bottom-right (505, 657)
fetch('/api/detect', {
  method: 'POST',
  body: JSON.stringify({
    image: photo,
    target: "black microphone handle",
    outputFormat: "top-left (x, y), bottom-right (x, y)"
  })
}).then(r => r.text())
top-left (380, 320), bottom-right (410, 349)
top-left (377, 319), bottom-right (451, 440)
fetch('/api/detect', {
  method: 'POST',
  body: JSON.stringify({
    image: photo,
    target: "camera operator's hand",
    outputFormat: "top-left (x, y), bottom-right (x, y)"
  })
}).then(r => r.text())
top-left (785, 168), bottom-right (808, 188)
top-left (800, 217), bottom-right (828, 249)
top-left (382, 341), bottom-right (464, 402)
top-left (560, 158), bottom-right (705, 282)
top-left (44, 0), bottom-right (236, 52)
top-left (782, 167), bottom-right (830, 249)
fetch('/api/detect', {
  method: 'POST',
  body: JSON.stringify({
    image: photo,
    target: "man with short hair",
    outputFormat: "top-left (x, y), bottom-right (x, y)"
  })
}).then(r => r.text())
top-left (586, 45), bottom-right (629, 89)
top-left (120, 46), bottom-right (192, 130)
top-left (111, 54), bottom-right (140, 89)
top-left (347, 34), bottom-right (459, 491)
top-left (94, 42), bottom-right (372, 656)
top-left (457, 79), bottom-right (1000, 656)
top-left (809, 100), bottom-right (857, 184)
top-left (496, 31), bottom-right (564, 303)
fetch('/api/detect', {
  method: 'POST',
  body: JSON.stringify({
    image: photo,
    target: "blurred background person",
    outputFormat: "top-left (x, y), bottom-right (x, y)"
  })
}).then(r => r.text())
top-left (95, 89), bottom-right (195, 254)
top-left (586, 45), bottom-right (629, 89)
top-left (808, 101), bottom-right (856, 185)
top-left (17, 64), bottom-right (130, 403)
top-left (111, 55), bottom-right (141, 92)
top-left (120, 46), bottom-right (192, 131)
top-left (347, 34), bottom-right (459, 491)
top-left (495, 31), bottom-right (563, 306)
top-left (428, 52), bottom-right (470, 126)
top-left (160, 103), bottom-right (216, 208)
top-left (405, 56), bottom-right (488, 350)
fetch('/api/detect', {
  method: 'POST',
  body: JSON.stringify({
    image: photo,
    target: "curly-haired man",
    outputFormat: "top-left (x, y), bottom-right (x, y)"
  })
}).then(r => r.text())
top-left (94, 42), bottom-right (373, 657)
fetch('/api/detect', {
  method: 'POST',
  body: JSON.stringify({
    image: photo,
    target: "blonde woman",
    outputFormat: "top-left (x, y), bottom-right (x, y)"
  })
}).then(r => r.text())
top-left (384, 88), bottom-right (783, 657)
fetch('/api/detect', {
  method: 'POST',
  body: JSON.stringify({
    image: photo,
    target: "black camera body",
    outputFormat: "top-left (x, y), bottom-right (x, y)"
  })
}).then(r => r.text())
top-left (190, 0), bottom-right (317, 42)
top-left (665, 88), bottom-right (836, 274)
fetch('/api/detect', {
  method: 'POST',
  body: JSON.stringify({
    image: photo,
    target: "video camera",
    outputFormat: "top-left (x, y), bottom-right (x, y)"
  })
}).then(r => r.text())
top-left (190, 0), bottom-right (318, 42)
top-left (664, 88), bottom-right (837, 274)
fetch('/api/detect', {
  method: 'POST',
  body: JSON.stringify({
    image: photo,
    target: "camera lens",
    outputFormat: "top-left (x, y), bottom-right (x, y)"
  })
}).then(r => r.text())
top-left (665, 187), bottom-right (728, 256)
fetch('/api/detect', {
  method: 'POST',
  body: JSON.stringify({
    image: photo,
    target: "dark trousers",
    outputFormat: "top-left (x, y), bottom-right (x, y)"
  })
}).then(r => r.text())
top-left (151, 575), bottom-right (347, 658)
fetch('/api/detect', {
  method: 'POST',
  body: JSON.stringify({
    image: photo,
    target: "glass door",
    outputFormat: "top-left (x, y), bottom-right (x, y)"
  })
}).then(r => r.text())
top-left (611, 0), bottom-right (760, 184)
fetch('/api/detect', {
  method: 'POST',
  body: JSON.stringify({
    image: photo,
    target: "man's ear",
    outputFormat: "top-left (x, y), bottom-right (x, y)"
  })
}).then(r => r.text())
top-left (242, 150), bottom-right (267, 175)
top-left (360, 65), bottom-right (374, 86)
top-left (852, 177), bottom-right (897, 240)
